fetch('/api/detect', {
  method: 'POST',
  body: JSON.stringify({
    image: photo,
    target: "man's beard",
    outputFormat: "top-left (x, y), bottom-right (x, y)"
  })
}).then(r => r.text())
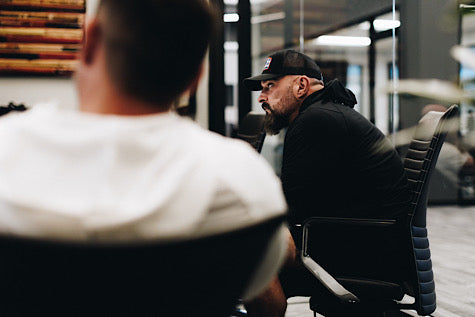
top-left (263, 109), bottom-right (290, 135)
top-left (262, 92), bottom-right (299, 135)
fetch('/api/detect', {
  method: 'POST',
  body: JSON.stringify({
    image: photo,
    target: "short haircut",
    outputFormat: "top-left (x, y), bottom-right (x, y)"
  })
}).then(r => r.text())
top-left (97, 0), bottom-right (217, 107)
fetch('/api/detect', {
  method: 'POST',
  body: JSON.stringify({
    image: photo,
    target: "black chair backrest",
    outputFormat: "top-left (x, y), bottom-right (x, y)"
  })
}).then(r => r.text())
top-left (0, 102), bottom-right (27, 117)
top-left (403, 104), bottom-right (459, 315)
top-left (236, 112), bottom-right (266, 153)
top-left (0, 216), bottom-right (284, 316)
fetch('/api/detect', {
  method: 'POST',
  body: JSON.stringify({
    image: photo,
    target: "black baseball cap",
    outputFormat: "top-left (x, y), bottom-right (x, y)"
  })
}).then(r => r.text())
top-left (243, 49), bottom-right (323, 91)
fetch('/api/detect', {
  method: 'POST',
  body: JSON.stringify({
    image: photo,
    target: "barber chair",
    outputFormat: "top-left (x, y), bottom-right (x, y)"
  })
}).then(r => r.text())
top-left (0, 215), bottom-right (284, 317)
top-left (299, 105), bottom-right (459, 316)
top-left (235, 112), bottom-right (266, 153)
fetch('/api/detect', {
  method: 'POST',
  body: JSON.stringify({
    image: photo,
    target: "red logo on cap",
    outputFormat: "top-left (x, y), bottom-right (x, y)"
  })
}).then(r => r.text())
top-left (263, 57), bottom-right (272, 70)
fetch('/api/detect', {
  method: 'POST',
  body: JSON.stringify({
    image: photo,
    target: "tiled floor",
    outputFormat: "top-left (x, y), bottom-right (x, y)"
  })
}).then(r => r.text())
top-left (282, 205), bottom-right (475, 317)
top-left (285, 297), bottom-right (314, 316)
top-left (427, 205), bottom-right (475, 317)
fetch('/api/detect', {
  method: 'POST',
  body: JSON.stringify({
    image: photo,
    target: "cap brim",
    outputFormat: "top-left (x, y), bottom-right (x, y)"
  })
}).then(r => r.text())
top-left (243, 73), bottom-right (280, 91)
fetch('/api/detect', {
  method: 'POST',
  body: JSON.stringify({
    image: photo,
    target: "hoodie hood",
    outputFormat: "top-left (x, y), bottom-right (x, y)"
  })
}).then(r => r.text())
top-left (0, 105), bottom-right (285, 242)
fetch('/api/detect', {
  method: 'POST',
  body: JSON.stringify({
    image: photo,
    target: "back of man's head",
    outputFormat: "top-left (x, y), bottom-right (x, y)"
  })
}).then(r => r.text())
top-left (97, 0), bottom-right (216, 107)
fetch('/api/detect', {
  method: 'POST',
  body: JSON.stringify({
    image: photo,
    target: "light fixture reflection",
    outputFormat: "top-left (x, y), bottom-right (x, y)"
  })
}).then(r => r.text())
top-left (358, 19), bottom-right (401, 31)
top-left (251, 12), bottom-right (285, 24)
top-left (314, 35), bottom-right (371, 47)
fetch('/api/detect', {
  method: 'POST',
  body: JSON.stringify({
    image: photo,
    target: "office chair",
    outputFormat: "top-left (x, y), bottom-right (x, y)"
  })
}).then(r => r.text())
top-left (298, 105), bottom-right (459, 316)
top-left (0, 215), bottom-right (285, 317)
top-left (235, 112), bottom-right (266, 153)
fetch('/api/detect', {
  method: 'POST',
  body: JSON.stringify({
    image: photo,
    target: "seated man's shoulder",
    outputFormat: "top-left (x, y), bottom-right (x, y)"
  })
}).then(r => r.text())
top-left (292, 103), bottom-right (352, 141)
top-left (195, 133), bottom-right (287, 235)
top-left (216, 137), bottom-right (282, 191)
top-left (307, 102), bottom-right (385, 141)
top-left (184, 125), bottom-right (283, 197)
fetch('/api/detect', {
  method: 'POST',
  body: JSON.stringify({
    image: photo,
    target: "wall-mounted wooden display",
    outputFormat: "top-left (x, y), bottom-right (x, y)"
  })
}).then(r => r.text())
top-left (0, 0), bottom-right (85, 76)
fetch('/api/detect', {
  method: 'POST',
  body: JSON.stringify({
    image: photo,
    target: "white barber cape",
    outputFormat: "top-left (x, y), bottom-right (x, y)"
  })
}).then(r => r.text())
top-left (0, 104), bottom-right (287, 300)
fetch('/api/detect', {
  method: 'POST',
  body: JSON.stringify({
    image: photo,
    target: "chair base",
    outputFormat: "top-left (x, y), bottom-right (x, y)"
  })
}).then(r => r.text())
top-left (311, 310), bottom-right (415, 317)
top-left (309, 295), bottom-right (412, 317)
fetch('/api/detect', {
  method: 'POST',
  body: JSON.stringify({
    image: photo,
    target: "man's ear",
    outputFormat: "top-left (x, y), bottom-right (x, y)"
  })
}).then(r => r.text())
top-left (81, 18), bottom-right (102, 65)
top-left (294, 76), bottom-right (310, 99)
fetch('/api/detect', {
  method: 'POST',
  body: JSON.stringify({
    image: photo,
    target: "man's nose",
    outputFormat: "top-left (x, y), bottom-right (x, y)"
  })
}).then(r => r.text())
top-left (258, 92), bottom-right (266, 104)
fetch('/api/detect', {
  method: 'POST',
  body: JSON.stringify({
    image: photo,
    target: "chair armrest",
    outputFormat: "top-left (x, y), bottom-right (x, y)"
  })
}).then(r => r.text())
top-left (298, 217), bottom-right (403, 302)
top-left (299, 217), bottom-right (399, 254)
top-left (301, 216), bottom-right (398, 228)
top-left (300, 248), bottom-right (359, 303)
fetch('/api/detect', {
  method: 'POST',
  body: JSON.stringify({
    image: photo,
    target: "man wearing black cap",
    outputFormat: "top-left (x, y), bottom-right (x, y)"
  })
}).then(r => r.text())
top-left (244, 49), bottom-right (411, 299)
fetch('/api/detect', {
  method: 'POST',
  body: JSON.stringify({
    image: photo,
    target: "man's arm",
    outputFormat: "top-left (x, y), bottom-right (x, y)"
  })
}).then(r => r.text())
top-left (244, 228), bottom-right (298, 317)
top-left (244, 276), bottom-right (287, 317)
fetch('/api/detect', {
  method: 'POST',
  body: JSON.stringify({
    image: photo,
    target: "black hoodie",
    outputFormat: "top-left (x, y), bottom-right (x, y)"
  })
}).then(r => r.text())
top-left (281, 79), bottom-right (410, 236)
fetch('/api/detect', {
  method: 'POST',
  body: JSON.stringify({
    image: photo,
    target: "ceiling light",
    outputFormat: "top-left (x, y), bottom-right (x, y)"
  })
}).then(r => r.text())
top-left (373, 19), bottom-right (400, 31)
top-left (224, 13), bottom-right (239, 23)
top-left (314, 35), bottom-right (371, 47)
top-left (224, 41), bottom-right (239, 51)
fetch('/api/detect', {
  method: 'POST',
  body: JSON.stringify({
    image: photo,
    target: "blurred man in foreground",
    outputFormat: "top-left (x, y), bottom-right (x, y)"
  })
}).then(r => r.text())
top-left (0, 1), bottom-right (289, 314)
